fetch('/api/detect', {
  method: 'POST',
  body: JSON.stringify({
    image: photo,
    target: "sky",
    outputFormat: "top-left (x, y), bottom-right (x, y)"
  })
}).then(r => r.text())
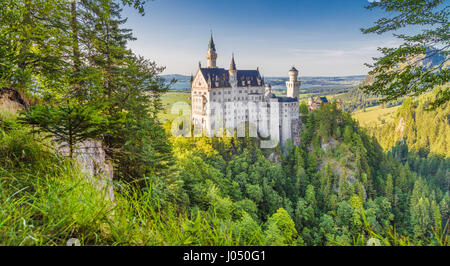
top-left (122, 0), bottom-right (400, 77)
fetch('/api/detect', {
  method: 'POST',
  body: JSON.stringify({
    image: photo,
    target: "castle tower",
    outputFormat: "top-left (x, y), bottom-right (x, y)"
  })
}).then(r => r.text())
top-left (286, 66), bottom-right (301, 98)
top-left (206, 33), bottom-right (217, 68)
top-left (229, 53), bottom-right (237, 87)
top-left (264, 83), bottom-right (272, 98)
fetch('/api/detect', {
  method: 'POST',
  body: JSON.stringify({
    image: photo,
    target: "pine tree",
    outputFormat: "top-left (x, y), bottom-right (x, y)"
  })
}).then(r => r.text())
top-left (0, 0), bottom-right (70, 92)
top-left (20, 102), bottom-right (106, 158)
top-left (70, 0), bottom-right (173, 182)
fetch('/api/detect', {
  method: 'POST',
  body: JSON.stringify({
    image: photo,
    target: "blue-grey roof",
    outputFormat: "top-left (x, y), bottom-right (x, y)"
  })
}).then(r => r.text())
top-left (199, 68), bottom-right (263, 88)
top-left (277, 97), bottom-right (298, 102)
top-left (236, 70), bottom-right (262, 87)
top-left (208, 35), bottom-right (216, 51)
top-left (200, 68), bottom-right (230, 88)
top-left (230, 55), bottom-right (236, 71)
top-left (320, 97), bottom-right (328, 103)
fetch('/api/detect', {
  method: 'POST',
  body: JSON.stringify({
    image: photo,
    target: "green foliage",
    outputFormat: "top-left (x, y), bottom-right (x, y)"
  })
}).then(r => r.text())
top-left (264, 208), bottom-right (299, 246)
top-left (1, 0), bottom-right (447, 247)
top-left (369, 92), bottom-right (450, 157)
top-left (0, 122), bottom-right (110, 245)
top-left (1, 0), bottom-right (172, 183)
top-left (78, 1), bottom-right (172, 182)
top-left (361, 0), bottom-right (449, 108)
top-left (19, 102), bottom-right (107, 158)
top-left (0, 0), bottom-right (70, 90)
top-left (0, 124), bottom-right (247, 246)
top-left (2, 100), bottom-right (448, 246)
top-left (299, 101), bottom-right (309, 114)
top-left (338, 86), bottom-right (403, 113)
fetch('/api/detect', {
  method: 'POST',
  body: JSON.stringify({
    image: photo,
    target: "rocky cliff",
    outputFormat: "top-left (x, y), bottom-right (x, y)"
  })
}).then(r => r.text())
top-left (0, 87), bottom-right (30, 112)
top-left (58, 140), bottom-right (115, 200)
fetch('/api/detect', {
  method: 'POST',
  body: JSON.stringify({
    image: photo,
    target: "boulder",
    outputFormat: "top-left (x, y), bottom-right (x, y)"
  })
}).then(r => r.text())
top-left (59, 140), bottom-right (115, 201)
top-left (0, 87), bottom-right (30, 112)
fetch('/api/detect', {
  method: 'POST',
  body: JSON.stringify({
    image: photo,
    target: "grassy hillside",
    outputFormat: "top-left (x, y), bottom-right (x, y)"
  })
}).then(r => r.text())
top-left (353, 105), bottom-right (400, 127)
top-left (366, 90), bottom-right (450, 157)
top-left (2, 104), bottom-right (448, 246)
top-left (159, 92), bottom-right (190, 122)
top-left (0, 111), bottom-right (243, 246)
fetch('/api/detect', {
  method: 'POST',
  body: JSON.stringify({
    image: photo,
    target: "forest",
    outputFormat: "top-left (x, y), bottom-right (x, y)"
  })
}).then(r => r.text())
top-left (0, 0), bottom-right (448, 246)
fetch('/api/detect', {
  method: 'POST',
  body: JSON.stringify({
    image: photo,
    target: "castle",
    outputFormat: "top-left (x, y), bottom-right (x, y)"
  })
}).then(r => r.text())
top-left (308, 96), bottom-right (329, 111)
top-left (190, 35), bottom-right (301, 148)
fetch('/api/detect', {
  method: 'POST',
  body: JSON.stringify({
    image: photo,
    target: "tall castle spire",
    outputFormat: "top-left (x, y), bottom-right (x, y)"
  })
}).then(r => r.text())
top-left (206, 32), bottom-right (218, 68)
top-left (230, 53), bottom-right (236, 71)
top-left (229, 53), bottom-right (237, 87)
top-left (208, 31), bottom-right (216, 51)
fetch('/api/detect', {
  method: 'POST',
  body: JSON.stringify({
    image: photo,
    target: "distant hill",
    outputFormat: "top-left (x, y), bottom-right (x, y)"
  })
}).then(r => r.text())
top-left (337, 48), bottom-right (449, 112)
top-left (419, 47), bottom-right (449, 71)
top-left (360, 47), bottom-right (448, 88)
top-left (159, 74), bottom-right (367, 92)
top-left (160, 74), bottom-right (191, 82)
top-left (367, 90), bottom-right (450, 157)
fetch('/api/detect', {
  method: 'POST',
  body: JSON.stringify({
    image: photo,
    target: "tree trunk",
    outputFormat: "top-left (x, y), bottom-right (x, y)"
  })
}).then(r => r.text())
top-left (70, 1), bottom-right (81, 96)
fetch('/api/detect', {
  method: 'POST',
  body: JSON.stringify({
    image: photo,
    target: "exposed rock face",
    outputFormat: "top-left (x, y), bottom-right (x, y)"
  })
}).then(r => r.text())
top-left (268, 152), bottom-right (281, 165)
top-left (59, 140), bottom-right (114, 201)
top-left (0, 87), bottom-right (30, 112)
top-left (395, 117), bottom-right (406, 139)
top-left (320, 157), bottom-right (367, 201)
top-left (0, 88), bottom-right (114, 199)
top-left (321, 137), bottom-right (336, 152)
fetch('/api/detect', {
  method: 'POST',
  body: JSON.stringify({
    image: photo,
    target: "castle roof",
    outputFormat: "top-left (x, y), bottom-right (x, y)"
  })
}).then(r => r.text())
top-left (230, 54), bottom-right (236, 71)
top-left (236, 70), bottom-right (262, 87)
top-left (198, 68), bottom-right (263, 88)
top-left (200, 68), bottom-right (230, 88)
top-left (277, 97), bottom-right (298, 102)
top-left (208, 34), bottom-right (216, 51)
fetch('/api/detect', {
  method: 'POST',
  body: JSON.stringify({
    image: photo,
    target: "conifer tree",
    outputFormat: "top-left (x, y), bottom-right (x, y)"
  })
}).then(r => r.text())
top-left (78, 0), bottom-right (172, 182)
top-left (20, 102), bottom-right (106, 158)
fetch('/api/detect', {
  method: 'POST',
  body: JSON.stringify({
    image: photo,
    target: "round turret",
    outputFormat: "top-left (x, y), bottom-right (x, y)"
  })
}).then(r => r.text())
top-left (286, 66), bottom-right (301, 98)
top-left (289, 66), bottom-right (299, 82)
